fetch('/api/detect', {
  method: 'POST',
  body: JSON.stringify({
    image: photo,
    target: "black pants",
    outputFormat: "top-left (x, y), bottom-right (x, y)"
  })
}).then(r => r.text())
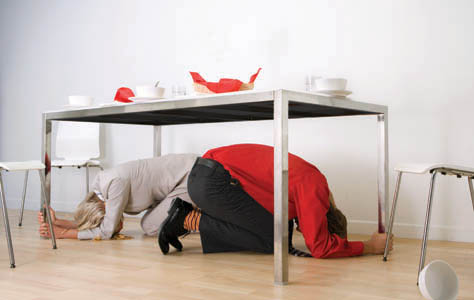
top-left (188, 158), bottom-right (274, 253)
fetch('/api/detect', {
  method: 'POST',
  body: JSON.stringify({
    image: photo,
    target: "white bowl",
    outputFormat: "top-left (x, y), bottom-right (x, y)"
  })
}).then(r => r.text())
top-left (68, 95), bottom-right (93, 106)
top-left (315, 78), bottom-right (347, 91)
top-left (418, 260), bottom-right (458, 300)
top-left (136, 85), bottom-right (165, 98)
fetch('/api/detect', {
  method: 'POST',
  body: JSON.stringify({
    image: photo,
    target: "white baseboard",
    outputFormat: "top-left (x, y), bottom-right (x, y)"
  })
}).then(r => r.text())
top-left (348, 220), bottom-right (474, 243)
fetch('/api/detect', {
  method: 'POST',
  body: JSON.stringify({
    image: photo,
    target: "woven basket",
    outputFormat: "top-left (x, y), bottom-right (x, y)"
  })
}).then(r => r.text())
top-left (193, 82), bottom-right (254, 94)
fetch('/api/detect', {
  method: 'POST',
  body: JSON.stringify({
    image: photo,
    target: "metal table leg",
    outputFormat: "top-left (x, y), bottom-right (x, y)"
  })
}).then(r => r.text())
top-left (153, 126), bottom-right (162, 157)
top-left (273, 90), bottom-right (289, 285)
top-left (417, 171), bottom-right (438, 285)
top-left (85, 164), bottom-right (90, 193)
top-left (0, 172), bottom-right (15, 268)
top-left (39, 170), bottom-right (57, 249)
top-left (41, 117), bottom-right (52, 206)
top-left (377, 114), bottom-right (389, 233)
top-left (383, 171), bottom-right (402, 261)
top-left (41, 117), bottom-right (57, 249)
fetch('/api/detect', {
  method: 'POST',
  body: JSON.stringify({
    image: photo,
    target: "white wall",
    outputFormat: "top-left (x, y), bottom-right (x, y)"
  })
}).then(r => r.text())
top-left (1, 0), bottom-right (473, 242)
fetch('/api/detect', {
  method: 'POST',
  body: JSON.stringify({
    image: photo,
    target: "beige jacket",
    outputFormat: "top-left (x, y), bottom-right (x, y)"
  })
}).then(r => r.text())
top-left (77, 153), bottom-right (199, 240)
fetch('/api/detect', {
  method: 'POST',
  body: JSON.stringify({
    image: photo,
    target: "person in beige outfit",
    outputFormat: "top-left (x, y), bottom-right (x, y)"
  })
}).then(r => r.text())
top-left (38, 154), bottom-right (199, 240)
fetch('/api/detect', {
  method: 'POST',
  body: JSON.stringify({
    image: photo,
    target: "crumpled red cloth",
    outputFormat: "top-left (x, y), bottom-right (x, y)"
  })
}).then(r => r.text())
top-left (190, 68), bottom-right (262, 93)
top-left (114, 87), bottom-right (135, 103)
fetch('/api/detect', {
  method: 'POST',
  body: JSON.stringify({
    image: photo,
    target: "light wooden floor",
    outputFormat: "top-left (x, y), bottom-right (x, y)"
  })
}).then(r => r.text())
top-left (0, 210), bottom-right (473, 300)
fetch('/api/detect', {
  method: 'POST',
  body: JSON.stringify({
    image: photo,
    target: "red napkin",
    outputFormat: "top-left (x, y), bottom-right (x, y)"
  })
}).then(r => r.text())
top-left (114, 87), bottom-right (135, 103)
top-left (190, 68), bottom-right (262, 93)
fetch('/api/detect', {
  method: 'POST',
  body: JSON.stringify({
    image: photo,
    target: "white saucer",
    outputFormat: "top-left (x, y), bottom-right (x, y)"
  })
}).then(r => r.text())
top-left (314, 90), bottom-right (352, 97)
top-left (129, 96), bottom-right (165, 101)
top-left (63, 104), bottom-right (91, 109)
top-left (98, 102), bottom-right (125, 107)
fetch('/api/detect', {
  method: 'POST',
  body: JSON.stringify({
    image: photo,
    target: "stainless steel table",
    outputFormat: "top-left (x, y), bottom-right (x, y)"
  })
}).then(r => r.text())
top-left (42, 89), bottom-right (388, 285)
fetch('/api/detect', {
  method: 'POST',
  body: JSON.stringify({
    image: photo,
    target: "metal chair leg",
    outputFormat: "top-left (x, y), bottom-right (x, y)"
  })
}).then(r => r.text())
top-left (18, 170), bottom-right (29, 226)
top-left (468, 177), bottom-right (474, 211)
top-left (0, 172), bottom-right (16, 268)
top-left (85, 164), bottom-right (90, 193)
top-left (417, 171), bottom-right (438, 285)
top-left (38, 170), bottom-right (57, 249)
top-left (383, 171), bottom-right (403, 261)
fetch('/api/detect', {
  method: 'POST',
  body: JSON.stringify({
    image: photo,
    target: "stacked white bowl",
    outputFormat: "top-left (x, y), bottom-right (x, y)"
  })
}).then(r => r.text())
top-left (314, 78), bottom-right (351, 97)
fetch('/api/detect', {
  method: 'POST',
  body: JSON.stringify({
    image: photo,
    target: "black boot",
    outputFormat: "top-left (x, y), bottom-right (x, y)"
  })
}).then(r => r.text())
top-left (158, 197), bottom-right (193, 254)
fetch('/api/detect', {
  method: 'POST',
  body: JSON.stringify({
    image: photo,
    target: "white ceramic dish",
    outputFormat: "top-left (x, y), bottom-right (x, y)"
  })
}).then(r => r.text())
top-left (315, 90), bottom-right (352, 97)
top-left (135, 86), bottom-right (165, 98)
top-left (69, 95), bottom-right (93, 106)
top-left (63, 104), bottom-right (91, 109)
top-left (418, 260), bottom-right (458, 300)
top-left (315, 78), bottom-right (347, 91)
top-left (129, 97), bottom-right (165, 101)
top-left (98, 102), bottom-right (124, 107)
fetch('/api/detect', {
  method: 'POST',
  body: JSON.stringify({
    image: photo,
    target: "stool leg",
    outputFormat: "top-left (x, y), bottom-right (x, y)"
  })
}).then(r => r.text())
top-left (85, 164), bottom-right (90, 194)
top-left (0, 172), bottom-right (16, 268)
top-left (38, 170), bottom-right (57, 249)
top-left (468, 177), bottom-right (474, 211)
top-left (417, 171), bottom-right (438, 285)
top-left (19, 170), bottom-right (29, 227)
top-left (383, 171), bottom-right (403, 261)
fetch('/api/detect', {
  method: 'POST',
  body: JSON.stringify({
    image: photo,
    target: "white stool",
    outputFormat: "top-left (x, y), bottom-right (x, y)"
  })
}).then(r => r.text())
top-left (383, 163), bottom-right (474, 284)
top-left (0, 161), bottom-right (57, 268)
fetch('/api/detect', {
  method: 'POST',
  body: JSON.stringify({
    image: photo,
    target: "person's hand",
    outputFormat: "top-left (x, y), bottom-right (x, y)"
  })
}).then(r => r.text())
top-left (363, 232), bottom-right (394, 255)
top-left (39, 222), bottom-right (66, 239)
top-left (37, 207), bottom-right (57, 225)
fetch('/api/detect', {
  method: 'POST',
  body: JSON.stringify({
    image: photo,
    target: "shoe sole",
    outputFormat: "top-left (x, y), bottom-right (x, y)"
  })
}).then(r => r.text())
top-left (157, 198), bottom-right (183, 254)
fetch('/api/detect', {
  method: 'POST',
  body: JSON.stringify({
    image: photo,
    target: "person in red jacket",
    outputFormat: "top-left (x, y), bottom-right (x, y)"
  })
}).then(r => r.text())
top-left (158, 144), bottom-right (393, 258)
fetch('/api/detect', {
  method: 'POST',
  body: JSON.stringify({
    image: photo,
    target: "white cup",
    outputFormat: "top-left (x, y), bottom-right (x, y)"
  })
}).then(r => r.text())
top-left (68, 95), bottom-right (93, 106)
top-left (315, 78), bottom-right (347, 92)
top-left (136, 85), bottom-right (165, 98)
top-left (418, 260), bottom-right (458, 300)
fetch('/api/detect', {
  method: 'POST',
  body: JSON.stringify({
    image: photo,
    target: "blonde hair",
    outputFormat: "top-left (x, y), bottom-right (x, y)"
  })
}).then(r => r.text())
top-left (74, 192), bottom-right (105, 231)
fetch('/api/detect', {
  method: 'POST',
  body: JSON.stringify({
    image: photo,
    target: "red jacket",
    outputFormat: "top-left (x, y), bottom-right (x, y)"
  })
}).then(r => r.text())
top-left (203, 144), bottom-right (364, 258)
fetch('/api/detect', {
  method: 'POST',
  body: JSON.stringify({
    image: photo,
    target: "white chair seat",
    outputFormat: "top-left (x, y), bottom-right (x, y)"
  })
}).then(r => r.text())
top-left (51, 159), bottom-right (101, 167)
top-left (0, 160), bottom-right (57, 267)
top-left (395, 163), bottom-right (474, 176)
top-left (0, 161), bottom-right (45, 171)
top-left (385, 162), bottom-right (474, 285)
